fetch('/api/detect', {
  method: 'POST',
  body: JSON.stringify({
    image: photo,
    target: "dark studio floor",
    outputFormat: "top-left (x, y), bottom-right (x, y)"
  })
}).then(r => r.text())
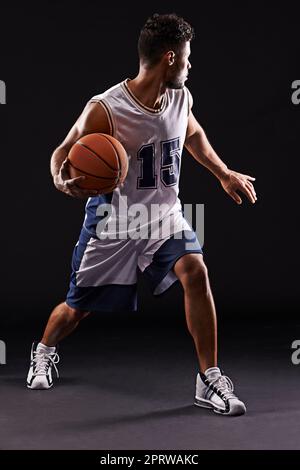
top-left (1, 306), bottom-right (300, 450)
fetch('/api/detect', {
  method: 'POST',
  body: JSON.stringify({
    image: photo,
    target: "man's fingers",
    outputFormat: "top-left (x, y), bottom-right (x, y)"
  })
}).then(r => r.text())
top-left (66, 189), bottom-right (100, 199)
top-left (245, 181), bottom-right (257, 201)
top-left (245, 175), bottom-right (256, 181)
top-left (240, 184), bottom-right (256, 204)
top-left (65, 176), bottom-right (86, 188)
top-left (63, 176), bottom-right (100, 197)
top-left (67, 186), bottom-right (100, 198)
top-left (68, 176), bottom-right (86, 185)
top-left (229, 190), bottom-right (242, 205)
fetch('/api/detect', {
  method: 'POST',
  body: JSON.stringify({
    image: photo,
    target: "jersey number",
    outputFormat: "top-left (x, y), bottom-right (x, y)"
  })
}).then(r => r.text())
top-left (137, 138), bottom-right (180, 189)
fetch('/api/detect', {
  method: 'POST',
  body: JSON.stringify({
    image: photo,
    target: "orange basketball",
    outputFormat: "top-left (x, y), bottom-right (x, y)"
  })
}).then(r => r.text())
top-left (67, 133), bottom-right (128, 193)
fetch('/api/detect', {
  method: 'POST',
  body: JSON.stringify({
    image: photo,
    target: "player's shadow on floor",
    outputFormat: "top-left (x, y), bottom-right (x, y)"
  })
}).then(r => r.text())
top-left (53, 404), bottom-right (196, 431)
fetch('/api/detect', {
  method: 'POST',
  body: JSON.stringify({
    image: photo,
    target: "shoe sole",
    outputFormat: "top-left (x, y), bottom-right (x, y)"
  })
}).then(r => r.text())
top-left (194, 397), bottom-right (213, 409)
top-left (194, 397), bottom-right (246, 416)
top-left (26, 383), bottom-right (53, 390)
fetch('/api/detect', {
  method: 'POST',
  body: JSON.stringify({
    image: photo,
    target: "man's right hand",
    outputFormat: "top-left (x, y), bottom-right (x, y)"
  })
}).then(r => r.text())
top-left (53, 159), bottom-right (101, 199)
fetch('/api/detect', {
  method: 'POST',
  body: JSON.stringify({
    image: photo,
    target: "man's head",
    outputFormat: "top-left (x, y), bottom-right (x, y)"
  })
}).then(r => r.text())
top-left (138, 13), bottom-right (194, 89)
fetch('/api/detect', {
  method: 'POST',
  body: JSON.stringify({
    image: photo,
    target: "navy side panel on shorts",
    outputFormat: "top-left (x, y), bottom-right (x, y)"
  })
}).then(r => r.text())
top-left (65, 226), bottom-right (138, 312)
top-left (66, 282), bottom-right (138, 312)
top-left (142, 229), bottom-right (203, 294)
top-left (84, 193), bottom-right (113, 236)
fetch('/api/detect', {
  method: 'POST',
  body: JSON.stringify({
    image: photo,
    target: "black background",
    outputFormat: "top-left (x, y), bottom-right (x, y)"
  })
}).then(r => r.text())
top-left (0, 1), bottom-right (299, 332)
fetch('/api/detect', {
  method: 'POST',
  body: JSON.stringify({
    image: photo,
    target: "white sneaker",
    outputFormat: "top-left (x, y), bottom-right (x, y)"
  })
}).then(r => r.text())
top-left (26, 342), bottom-right (60, 390)
top-left (194, 367), bottom-right (246, 416)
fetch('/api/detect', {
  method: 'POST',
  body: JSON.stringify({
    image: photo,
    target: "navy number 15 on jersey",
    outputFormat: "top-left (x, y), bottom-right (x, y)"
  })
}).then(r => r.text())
top-left (137, 137), bottom-right (180, 189)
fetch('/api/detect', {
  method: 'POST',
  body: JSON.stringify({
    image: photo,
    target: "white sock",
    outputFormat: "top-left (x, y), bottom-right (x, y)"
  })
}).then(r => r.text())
top-left (204, 366), bottom-right (221, 378)
top-left (37, 342), bottom-right (56, 354)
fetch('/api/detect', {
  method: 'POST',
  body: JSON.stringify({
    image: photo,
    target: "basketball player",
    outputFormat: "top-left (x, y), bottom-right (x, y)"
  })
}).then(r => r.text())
top-left (27, 13), bottom-right (256, 416)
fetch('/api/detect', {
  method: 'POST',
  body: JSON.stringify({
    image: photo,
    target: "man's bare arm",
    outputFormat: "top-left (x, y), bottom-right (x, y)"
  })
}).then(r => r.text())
top-left (51, 101), bottom-right (111, 198)
top-left (184, 110), bottom-right (257, 205)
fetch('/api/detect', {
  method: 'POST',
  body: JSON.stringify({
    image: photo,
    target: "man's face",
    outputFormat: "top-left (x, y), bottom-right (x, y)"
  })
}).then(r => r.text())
top-left (165, 41), bottom-right (191, 89)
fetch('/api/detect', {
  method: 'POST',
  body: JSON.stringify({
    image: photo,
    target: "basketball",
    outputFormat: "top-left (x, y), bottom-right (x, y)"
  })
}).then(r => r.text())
top-left (67, 133), bottom-right (128, 193)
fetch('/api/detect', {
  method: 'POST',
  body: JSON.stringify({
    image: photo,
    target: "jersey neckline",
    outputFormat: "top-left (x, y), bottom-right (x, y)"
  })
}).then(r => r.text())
top-left (121, 78), bottom-right (169, 116)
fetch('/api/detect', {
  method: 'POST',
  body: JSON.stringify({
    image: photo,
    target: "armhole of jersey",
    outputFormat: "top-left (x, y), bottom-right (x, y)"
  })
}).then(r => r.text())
top-left (88, 98), bottom-right (116, 137)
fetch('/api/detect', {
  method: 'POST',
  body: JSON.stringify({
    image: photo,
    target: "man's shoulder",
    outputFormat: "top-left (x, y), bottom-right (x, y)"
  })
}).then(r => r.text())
top-left (90, 80), bottom-right (124, 102)
top-left (167, 86), bottom-right (190, 106)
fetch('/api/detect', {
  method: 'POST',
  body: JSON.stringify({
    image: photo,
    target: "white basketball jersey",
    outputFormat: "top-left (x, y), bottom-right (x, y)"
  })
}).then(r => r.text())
top-left (86, 78), bottom-right (192, 238)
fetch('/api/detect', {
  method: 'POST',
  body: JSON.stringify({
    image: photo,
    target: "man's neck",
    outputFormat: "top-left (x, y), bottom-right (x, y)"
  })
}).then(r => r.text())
top-left (126, 70), bottom-right (166, 110)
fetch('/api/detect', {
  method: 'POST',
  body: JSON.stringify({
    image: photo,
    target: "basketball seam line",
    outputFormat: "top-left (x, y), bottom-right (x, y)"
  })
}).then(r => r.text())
top-left (76, 141), bottom-right (118, 172)
top-left (68, 160), bottom-right (119, 181)
top-left (98, 134), bottom-right (122, 185)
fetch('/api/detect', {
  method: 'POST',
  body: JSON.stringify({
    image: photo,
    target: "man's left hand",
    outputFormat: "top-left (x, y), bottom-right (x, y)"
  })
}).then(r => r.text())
top-left (220, 170), bottom-right (257, 205)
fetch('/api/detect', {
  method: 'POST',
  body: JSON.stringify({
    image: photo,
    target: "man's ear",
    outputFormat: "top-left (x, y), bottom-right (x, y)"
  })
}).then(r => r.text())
top-left (166, 50), bottom-right (176, 65)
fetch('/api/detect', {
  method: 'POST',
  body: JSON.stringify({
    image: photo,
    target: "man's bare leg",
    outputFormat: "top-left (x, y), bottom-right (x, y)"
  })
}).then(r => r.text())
top-left (173, 253), bottom-right (217, 373)
top-left (173, 253), bottom-right (246, 416)
top-left (40, 302), bottom-right (90, 346)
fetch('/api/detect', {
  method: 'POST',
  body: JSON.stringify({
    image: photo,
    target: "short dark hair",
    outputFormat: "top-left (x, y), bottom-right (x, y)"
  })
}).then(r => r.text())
top-left (138, 13), bottom-right (194, 67)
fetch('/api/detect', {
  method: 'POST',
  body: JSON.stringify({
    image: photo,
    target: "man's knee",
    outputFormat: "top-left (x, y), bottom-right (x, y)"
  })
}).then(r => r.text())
top-left (174, 254), bottom-right (209, 293)
top-left (64, 302), bottom-right (91, 321)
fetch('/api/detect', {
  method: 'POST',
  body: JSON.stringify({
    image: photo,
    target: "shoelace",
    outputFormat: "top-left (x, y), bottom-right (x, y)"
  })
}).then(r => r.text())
top-left (32, 350), bottom-right (60, 378)
top-left (209, 375), bottom-right (236, 400)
